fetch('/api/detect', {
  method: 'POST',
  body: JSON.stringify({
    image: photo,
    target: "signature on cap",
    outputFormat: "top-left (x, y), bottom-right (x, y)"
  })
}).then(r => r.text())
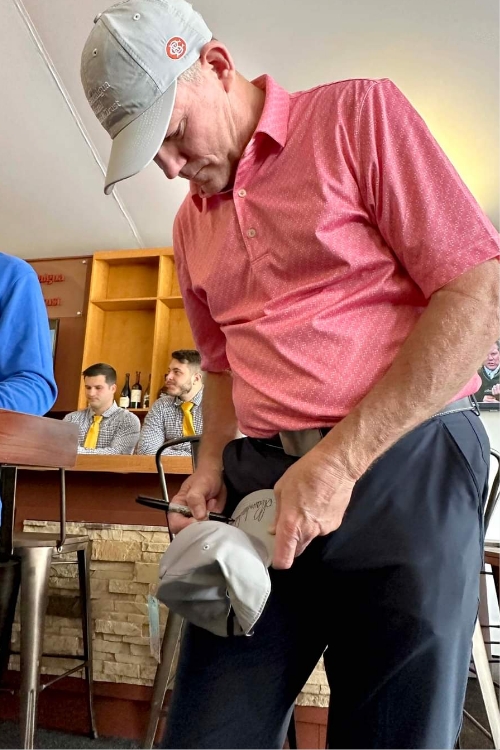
top-left (232, 494), bottom-right (274, 526)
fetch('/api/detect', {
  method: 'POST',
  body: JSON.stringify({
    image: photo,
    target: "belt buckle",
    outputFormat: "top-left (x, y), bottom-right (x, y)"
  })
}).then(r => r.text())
top-left (278, 429), bottom-right (324, 457)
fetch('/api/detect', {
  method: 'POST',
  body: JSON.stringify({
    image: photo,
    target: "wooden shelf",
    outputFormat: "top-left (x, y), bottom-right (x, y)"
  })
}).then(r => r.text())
top-left (79, 248), bottom-right (195, 411)
top-left (160, 296), bottom-right (184, 309)
top-left (71, 454), bottom-right (193, 474)
top-left (91, 297), bottom-right (157, 311)
top-left (94, 248), bottom-right (173, 262)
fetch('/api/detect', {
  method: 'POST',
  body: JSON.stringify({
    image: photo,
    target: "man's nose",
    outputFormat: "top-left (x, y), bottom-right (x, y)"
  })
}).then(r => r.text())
top-left (154, 145), bottom-right (187, 180)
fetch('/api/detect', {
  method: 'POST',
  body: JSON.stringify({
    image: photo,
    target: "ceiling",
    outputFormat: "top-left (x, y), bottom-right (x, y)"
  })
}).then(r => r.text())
top-left (2, 0), bottom-right (498, 260)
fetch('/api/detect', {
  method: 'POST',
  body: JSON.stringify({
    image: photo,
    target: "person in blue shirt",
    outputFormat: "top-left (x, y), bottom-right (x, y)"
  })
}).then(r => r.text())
top-left (0, 253), bottom-right (57, 414)
top-left (0, 252), bottom-right (57, 679)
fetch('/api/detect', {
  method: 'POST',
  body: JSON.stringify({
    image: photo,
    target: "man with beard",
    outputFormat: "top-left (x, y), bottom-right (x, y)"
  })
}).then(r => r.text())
top-left (136, 350), bottom-right (203, 455)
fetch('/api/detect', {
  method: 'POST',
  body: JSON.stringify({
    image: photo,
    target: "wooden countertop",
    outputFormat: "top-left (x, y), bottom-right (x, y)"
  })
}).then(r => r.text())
top-left (16, 454), bottom-right (193, 475)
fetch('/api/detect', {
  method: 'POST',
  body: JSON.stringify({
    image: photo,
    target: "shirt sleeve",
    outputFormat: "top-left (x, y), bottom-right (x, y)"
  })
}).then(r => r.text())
top-left (356, 79), bottom-right (500, 298)
top-left (136, 400), bottom-right (168, 455)
top-left (0, 265), bottom-right (57, 414)
top-left (173, 211), bottom-right (230, 372)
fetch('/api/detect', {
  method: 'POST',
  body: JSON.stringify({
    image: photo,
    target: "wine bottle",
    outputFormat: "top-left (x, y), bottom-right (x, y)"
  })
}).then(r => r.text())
top-left (119, 373), bottom-right (131, 408)
top-left (130, 371), bottom-right (142, 409)
top-left (142, 374), bottom-right (151, 408)
top-left (157, 373), bottom-right (169, 399)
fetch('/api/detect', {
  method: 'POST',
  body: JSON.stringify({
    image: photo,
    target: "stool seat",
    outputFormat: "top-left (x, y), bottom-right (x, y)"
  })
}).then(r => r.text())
top-left (0, 410), bottom-right (96, 748)
top-left (13, 531), bottom-right (89, 550)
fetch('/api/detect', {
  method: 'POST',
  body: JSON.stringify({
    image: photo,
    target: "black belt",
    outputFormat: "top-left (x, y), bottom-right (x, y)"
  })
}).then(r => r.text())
top-left (249, 396), bottom-right (478, 458)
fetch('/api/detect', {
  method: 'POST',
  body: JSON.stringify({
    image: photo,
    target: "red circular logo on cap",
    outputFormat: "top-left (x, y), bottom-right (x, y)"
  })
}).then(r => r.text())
top-left (166, 37), bottom-right (187, 59)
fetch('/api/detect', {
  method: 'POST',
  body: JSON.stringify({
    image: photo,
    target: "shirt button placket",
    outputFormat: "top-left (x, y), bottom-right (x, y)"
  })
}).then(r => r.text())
top-left (235, 184), bottom-right (257, 259)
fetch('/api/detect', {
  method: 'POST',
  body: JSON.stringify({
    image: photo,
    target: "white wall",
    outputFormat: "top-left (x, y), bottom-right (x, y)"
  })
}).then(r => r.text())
top-left (1, 0), bottom-right (497, 259)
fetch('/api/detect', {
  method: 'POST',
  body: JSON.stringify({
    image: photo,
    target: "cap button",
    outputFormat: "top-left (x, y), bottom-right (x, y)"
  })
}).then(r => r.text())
top-left (93, 12), bottom-right (102, 23)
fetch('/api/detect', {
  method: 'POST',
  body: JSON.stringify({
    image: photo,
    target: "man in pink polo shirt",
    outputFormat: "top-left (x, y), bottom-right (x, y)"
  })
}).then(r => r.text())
top-left (82, 2), bottom-right (500, 748)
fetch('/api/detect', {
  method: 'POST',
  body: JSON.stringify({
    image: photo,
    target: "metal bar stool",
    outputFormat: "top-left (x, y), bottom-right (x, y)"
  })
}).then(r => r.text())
top-left (136, 436), bottom-right (298, 749)
top-left (0, 409), bottom-right (98, 749)
top-left (465, 448), bottom-right (500, 748)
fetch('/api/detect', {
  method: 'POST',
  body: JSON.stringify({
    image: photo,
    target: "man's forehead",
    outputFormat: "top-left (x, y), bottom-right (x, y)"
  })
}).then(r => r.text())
top-left (85, 375), bottom-right (107, 385)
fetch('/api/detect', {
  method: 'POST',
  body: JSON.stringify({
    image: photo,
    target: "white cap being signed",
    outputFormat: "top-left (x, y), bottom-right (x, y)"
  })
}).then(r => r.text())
top-left (157, 490), bottom-right (276, 637)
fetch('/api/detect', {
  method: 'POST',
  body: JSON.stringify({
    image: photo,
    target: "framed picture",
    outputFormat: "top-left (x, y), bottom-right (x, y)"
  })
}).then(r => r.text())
top-left (475, 341), bottom-right (500, 411)
top-left (48, 318), bottom-right (59, 358)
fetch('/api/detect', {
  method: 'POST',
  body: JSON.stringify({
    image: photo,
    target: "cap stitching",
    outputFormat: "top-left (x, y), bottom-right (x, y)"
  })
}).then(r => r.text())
top-left (99, 4), bottom-right (211, 91)
top-left (100, 15), bottom-right (162, 89)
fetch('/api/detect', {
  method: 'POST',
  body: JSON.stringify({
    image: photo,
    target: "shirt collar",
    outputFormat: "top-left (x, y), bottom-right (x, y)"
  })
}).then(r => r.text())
top-left (251, 74), bottom-right (289, 148)
top-left (190, 75), bottom-right (289, 211)
top-left (174, 386), bottom-right (204, 408)
top-left (88, 402), bottom-right (119, 419)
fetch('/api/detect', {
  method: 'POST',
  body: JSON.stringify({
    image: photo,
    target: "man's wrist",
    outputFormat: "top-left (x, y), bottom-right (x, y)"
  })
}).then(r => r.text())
top-left (314, 409), bottom-right (388, 483)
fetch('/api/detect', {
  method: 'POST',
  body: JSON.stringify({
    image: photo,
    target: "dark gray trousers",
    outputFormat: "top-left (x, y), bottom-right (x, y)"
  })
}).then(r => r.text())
top-left (162, 410), bottom-right (489, 749)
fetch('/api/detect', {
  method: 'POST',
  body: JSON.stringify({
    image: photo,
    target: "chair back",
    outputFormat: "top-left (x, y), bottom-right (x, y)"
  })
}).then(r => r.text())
top-left (0, 410), bottom-right (79, 561)
top-left (154, 436), bottom-right (200, 505)
top-left (485, 448), bottom-right (500, 536)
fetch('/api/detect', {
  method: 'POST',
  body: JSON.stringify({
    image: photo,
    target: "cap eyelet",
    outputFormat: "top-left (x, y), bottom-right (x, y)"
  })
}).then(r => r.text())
top-left (202, 544), bottom-right (210, 550)
top-left (92, 49), bottom-right (98, 57)
top-left (133, 13), bottom-right (141, 20)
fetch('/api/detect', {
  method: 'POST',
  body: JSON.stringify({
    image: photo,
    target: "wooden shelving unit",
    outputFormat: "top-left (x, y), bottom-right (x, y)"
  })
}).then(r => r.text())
top-left (78, 248), bottom-right (195, 411)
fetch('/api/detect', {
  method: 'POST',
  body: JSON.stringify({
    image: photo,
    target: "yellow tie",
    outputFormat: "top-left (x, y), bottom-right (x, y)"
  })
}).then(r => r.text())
top-left (83, 415), bottom-right (103, 449)
top-left (181, 401), bottom-right (195, 436)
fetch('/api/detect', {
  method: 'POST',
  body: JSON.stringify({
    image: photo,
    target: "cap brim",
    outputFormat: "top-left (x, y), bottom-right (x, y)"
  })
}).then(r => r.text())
top-left (104, 80), bottom-right (177, 195)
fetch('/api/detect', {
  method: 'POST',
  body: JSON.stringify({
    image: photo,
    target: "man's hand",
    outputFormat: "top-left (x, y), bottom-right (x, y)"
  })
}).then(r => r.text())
top-left (167, 467), bottom-right (226, 534)
top-left (271, 448), bottom-right (356, 570)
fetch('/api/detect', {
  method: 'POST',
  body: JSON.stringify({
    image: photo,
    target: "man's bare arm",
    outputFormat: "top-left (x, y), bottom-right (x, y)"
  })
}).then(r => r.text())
top-left (321, 258), bottom-right (500, 479)
top-left (273, 258), bottom-right (499, 569)
top-left (168, 371), bottom-right (239, 530)
top-left (197, 371), bottom-right (239, 471)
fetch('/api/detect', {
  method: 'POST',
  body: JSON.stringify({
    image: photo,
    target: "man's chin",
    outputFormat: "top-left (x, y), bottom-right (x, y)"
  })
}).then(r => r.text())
top-left (196, 183), bottom-right (217, 198)
top-left (195, 177), bottom-right (229, 198)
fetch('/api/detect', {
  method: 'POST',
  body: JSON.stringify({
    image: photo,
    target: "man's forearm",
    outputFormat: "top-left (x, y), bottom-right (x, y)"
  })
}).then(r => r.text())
top-left (319, 259), bottom-right (500, 480)
top-left (198, 371), bottom-right (239, 471)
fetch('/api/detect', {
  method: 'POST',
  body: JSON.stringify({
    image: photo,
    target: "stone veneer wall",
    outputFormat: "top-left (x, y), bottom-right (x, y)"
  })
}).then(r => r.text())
top-left (10, 520), bottom-right (328, 707)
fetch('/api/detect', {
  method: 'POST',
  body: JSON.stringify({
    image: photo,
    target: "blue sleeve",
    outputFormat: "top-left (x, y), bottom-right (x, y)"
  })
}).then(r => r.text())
top-left (0, 265), bottom-right (57, 415)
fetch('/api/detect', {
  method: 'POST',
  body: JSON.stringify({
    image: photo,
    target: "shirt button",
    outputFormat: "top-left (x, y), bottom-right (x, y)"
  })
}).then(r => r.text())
top-left (247, 228), bottom-right (256, 238)
top-left (238, 189), bottom-right (247, 198)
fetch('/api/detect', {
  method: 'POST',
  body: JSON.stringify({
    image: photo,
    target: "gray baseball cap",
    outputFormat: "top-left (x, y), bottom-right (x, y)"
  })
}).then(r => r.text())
top-left (80, 0), bottom-right (212, 194)
top-left (157, 490), bottom-right (277, 637)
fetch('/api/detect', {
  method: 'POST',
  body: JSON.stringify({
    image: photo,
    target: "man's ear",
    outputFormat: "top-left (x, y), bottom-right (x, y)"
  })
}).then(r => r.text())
top-left (111, 383), bottom-right (117, 395)
top-left (199, 40), bottom-right (235, 92)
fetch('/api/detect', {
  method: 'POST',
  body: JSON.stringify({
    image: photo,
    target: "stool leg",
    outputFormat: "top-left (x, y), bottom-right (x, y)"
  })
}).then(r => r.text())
top-left (143, 611), bottom-right (183, 749)
top-left (77, 545), bottom-right (98, 740)
top-left (0, 559), bottom-right (21, 682)
top-left (19, 546), bottom-right (53, 750)
top-left (472, 618), bottom-right (500, 749)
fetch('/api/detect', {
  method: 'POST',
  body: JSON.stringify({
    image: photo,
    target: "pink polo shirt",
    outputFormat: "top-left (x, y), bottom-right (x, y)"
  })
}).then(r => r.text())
top-left (173, 76), bottom-right (500, 437)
